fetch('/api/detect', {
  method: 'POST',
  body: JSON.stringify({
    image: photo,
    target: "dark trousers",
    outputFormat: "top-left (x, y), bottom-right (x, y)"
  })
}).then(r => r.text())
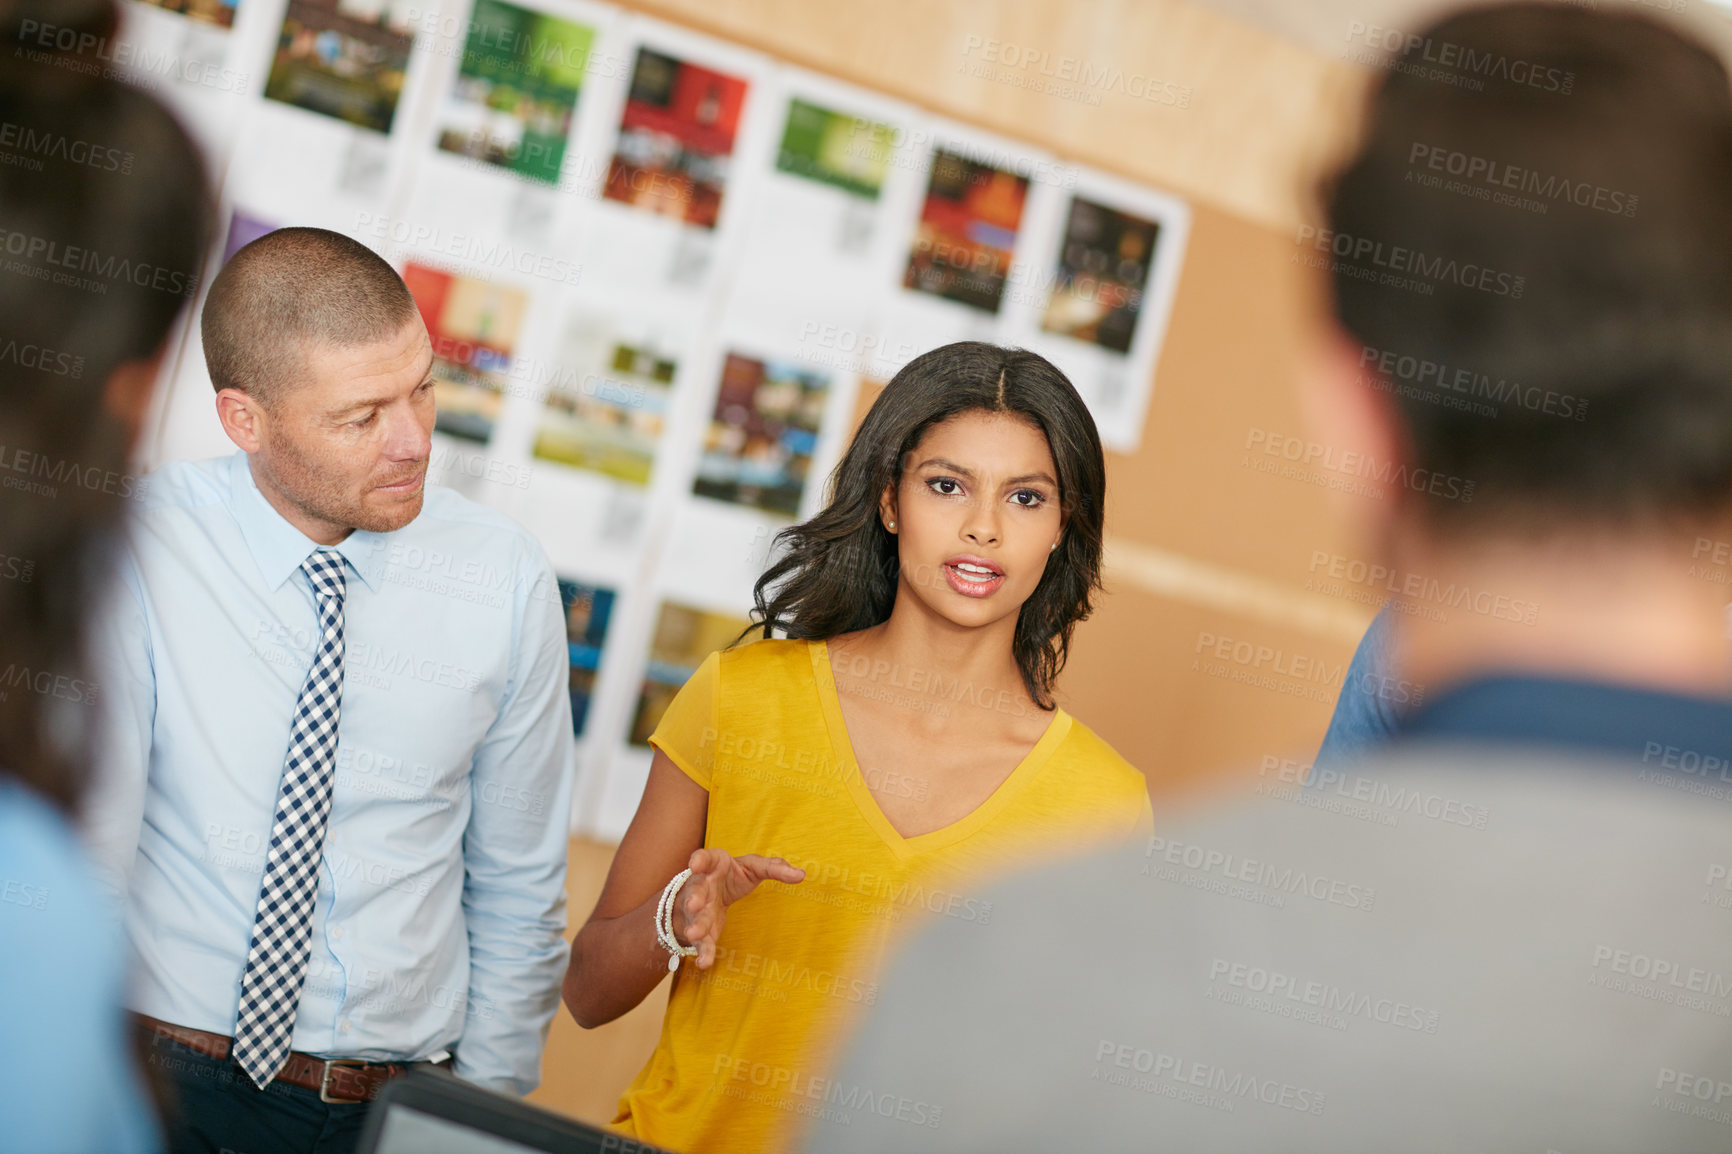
top-left (137, 1030), bottom-right (373, 1154)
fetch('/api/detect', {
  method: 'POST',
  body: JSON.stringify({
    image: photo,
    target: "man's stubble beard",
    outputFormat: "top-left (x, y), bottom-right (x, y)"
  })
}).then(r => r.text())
top-left (262, 430), bottom-right (423, 535)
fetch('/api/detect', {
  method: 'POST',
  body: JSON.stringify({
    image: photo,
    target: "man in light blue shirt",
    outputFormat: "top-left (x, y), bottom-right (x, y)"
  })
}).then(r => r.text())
top-left (86, 227), bottom-right (574, 1154)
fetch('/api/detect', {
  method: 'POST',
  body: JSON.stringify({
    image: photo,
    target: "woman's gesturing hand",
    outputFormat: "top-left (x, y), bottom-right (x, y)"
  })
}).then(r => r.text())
top-left (672, 847), bottom-right (805, 968)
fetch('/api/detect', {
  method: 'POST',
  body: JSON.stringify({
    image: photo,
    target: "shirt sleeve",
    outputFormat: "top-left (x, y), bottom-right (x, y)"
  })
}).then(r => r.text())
top-left (647, 649), bottom-right (720, 791)
top-left (1313, 605), bottom-right (1402, 770)
top-left (79, 551), bottom-right (155, 906)
top-left (454, 543), bottom-right (576, 1095)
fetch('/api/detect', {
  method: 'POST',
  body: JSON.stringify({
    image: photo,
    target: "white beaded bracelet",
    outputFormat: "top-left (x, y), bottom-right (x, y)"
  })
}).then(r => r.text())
top-left (656, 868), bottom-right (699, 972)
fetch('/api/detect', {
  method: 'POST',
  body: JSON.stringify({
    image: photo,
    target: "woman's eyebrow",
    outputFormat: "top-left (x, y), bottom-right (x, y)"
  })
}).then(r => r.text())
top-left (915, 458), bottom-right (1057, 487)
top-left (915, 456), bottom-right (974, 477)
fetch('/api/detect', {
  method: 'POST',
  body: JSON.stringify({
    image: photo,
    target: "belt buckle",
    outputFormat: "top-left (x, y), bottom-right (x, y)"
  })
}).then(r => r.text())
top-left (318, 1058), bottom-right (370, 1104)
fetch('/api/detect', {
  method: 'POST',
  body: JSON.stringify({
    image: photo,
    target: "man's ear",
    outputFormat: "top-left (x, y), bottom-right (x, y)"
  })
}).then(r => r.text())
top-left (215, 386), bottom-right (268, 454)
top-left (101, 343), bottom-right (170, 450)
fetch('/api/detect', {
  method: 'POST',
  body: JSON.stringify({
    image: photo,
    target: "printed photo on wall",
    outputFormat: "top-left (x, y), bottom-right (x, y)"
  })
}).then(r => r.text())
top-left (1040, 196), bottom-right (1160, 354)
top-left (774, 98), bottom-right (892, 201)
top-left (402, 262), bottom-right (529, 444)
top-left (434, 0), bottom-right (593, 186)
top-left (1001, 167), bottom-right (1190, 454)
top-left (628, 600), bottom-right (754, 745)
top-left (692, 352), bottom-right (829, 517)
top-left (558, 578), bottom-right (616, 737)
top-left (135, 0), bottom-right (239, 29)
top-left (903, 149), bottom-right (1029, 314)
top-left (532, 312), bottom-right (680, 486)
top-left (264, 0), bottom-right (416, 133)
top-left (603, 46), bottom-right (748, 229)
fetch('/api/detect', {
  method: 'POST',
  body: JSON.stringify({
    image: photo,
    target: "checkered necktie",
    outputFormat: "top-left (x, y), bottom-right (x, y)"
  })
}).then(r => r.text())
top-left (233, 547), bottom-right (347, 1088)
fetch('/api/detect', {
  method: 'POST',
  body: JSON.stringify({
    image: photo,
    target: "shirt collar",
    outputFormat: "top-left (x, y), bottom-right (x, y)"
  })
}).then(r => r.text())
top-left (227, 451), bottom-right (387, 593)
top-left (1395, 673), bottom-right (1732, 762)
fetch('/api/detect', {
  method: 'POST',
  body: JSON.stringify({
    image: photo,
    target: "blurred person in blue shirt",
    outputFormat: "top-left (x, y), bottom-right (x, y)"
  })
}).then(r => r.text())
top-left (1313, 606), bottom-right (1400, 767)
top-left (0, 0), bottom-right (215, 1149)
top-left (1318, 598), bottom-right (1730, 771)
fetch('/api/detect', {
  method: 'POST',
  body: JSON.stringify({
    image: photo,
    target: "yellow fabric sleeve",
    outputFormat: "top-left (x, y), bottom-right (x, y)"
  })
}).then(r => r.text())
top-left (647, 648), bottom-right (721, 791)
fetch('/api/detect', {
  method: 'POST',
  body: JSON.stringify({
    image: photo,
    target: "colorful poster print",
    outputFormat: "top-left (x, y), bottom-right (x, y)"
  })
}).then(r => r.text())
top-left (264, 0), bottom-right (416, 133)
top-left (402, 261), bottom-right (528, 444)
top-left (774, 98), bottom-right (891, 200)
top-left (692, 352), bottom-right (828, 517)
top-left (628, 600), bottom-right (752, 745)
top-left (903, 149), bottom-right (1029, 314)
top-left (603, 46), bottom-right (748, 229)
top-left (1040, 196), bottom-right (1159, 354)
top-left (434, 0), bottom-right (593, 185)
top-left (558, 577), bottom-right (616, 736)
top-left (532, 312), bottom-right (678, 486)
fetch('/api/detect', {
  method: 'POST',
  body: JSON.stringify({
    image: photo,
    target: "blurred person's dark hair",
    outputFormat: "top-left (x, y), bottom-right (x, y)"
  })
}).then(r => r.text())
top-left (0, 0), bottom-right (214, 811)
top-left (747, 341), bottom-right (1106, 711)
top-left (1323, 2), bottom-right (1732, 530)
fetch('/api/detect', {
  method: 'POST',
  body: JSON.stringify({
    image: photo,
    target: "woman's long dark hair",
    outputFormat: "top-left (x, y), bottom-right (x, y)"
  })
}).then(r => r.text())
top-left (0, 0), bottom-right (215, 811)
top-left (747, 341), bottom-right (1107, 710)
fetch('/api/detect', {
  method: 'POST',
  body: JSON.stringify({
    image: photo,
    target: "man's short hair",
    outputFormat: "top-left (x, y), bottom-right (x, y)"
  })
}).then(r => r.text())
top-left (1323, 3), bottom-right (1732, 528)
top-left (201, 227), bottom-right (420, 406)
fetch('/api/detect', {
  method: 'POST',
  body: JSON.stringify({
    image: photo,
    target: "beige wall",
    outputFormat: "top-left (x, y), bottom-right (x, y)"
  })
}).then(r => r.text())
top-left (531, 0), bottom-right (1372, 1125)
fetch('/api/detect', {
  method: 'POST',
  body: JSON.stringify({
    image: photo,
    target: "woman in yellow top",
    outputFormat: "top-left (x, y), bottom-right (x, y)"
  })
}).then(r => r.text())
top-left (562, 341), bottom-right (1152, 1153)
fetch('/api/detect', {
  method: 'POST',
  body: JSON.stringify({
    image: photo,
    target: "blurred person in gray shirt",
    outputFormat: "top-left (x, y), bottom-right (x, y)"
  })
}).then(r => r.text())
top-left (798, 5), bottom-right (1732, 1152)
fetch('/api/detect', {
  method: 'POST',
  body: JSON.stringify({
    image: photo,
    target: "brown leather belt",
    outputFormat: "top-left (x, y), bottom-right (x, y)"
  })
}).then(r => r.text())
top-left (134, 1013), bottom-right (449, 1103)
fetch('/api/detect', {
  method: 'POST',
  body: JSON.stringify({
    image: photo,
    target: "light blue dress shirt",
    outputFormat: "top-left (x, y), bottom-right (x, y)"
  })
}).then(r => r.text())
top-left (84, 451), bottom-right (574, 1095)
top-left (0, 780), bottom-right (159, 1153)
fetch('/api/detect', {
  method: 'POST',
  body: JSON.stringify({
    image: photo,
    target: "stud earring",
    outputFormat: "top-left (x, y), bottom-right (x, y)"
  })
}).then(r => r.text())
top-left (1050, 541), bottom-right (1058, 551)
top-left (887, 520), bottom-right (895, 530)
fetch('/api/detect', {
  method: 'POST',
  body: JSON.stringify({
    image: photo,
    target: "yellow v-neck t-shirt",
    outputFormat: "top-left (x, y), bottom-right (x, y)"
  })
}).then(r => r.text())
top-left (610, 637), bottom-right (1152, 1153)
